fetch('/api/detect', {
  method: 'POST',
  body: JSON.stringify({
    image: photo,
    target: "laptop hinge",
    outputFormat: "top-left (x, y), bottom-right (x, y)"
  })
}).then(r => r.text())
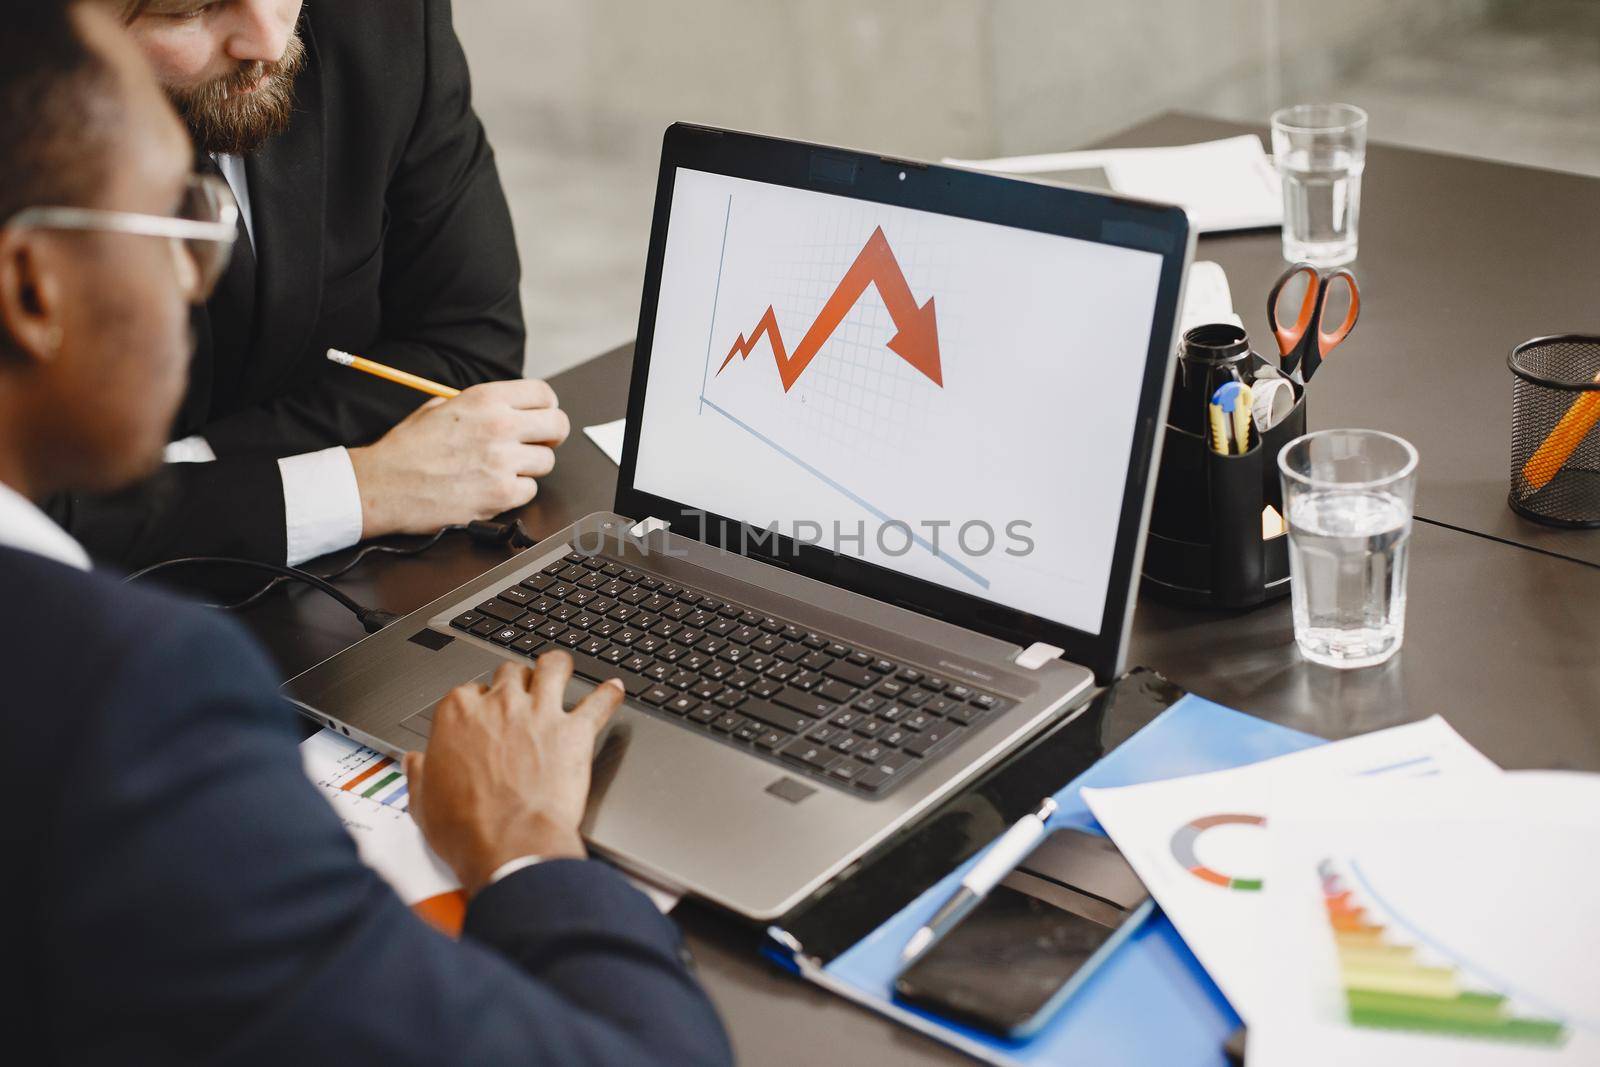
top-left (628, 516), bottom-right (671, 539)
top-left (1013, 642), bottom-right (1065, 670)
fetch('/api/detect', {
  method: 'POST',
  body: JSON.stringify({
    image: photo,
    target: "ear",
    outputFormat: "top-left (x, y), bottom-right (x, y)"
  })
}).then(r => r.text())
top-left (0, 228), bottom-right (66, 366)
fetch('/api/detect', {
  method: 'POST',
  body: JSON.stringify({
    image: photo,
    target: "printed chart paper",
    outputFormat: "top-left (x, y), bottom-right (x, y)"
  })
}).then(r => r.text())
top-left (300, 728), bottom-right (465, 931)
top-left (300, 728), bottom-right (682, 924)
top-left (1248, 771), bottom-right (1600, 1066)
top-left (1081, 716), bottom-right (1499, 1024)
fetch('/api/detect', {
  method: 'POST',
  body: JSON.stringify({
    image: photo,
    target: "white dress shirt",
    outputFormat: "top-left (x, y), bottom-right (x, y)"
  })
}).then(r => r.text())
top-left (0, 480), bottom-right (92, 571)
top-left (487, 855), bottom-right (549, 886)
top-left (214, 152), bottom-right (256, 247)
top-left (164, 153), bottom-right (365, 567)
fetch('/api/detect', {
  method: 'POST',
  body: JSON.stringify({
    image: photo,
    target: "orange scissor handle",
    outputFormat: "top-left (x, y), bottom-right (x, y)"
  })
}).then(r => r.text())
top-left (1315, 269), bottom-right (1360, 357)
top-left (1269, 263), bottom-right (1321, 358)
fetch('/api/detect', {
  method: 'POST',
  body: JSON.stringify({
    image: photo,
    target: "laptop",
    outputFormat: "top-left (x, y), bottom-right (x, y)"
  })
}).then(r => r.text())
top-left (284, 124), bottom-right (1192, 921)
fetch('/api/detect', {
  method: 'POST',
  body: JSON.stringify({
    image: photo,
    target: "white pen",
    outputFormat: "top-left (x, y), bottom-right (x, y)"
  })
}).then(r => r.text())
top-left (899, 796), bottom-right (1059, 964)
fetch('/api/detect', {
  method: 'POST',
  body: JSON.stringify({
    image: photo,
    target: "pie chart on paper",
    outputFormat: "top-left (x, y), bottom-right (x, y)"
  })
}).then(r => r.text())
top-left (1170, 812), bottom-right (1266, 891)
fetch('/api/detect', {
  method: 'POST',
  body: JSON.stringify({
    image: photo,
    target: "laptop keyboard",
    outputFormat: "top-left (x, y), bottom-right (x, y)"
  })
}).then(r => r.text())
top-left (445, 551), bottom-right (1012, 797)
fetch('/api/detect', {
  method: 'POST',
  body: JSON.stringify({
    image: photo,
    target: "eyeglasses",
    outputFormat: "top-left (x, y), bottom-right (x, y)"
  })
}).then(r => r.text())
top-left (1, 173), bottom-right (238, 303)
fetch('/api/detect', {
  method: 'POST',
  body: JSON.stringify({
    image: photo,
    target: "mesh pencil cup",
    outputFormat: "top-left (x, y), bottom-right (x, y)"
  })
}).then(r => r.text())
top-left (1508, 335), bottom-right (1600, 528)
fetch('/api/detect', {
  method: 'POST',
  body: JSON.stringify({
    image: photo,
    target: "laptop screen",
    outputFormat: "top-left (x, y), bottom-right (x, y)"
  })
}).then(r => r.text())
top-left (632, 167), bottom-right (1164, 637)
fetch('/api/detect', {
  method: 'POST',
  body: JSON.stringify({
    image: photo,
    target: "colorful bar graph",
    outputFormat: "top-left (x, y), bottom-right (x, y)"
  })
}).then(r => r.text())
top-left (361, 771), bottom-right (402, 799)
top-left (1317, 859), bottom-right (1567, 1047)
top-left (339, 756), bottom-right (393, 793)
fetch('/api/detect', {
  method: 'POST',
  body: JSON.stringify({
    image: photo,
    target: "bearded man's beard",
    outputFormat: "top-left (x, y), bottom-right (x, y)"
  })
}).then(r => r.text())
top-left (170, 30), bottom-right (307, 156)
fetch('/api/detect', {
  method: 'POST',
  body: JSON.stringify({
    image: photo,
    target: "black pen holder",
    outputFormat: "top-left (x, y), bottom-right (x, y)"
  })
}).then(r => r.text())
top-left (1507, 335), bottom-right (1600, 528)
top-left (1142, 324), bottom-right (1306, 609)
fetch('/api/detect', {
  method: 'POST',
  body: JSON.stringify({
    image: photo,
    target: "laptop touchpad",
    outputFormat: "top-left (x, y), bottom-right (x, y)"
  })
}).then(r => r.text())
top-left (397, 667), bottom-right (606, 740)
top-left (398, 666), bottom-right (499, 739)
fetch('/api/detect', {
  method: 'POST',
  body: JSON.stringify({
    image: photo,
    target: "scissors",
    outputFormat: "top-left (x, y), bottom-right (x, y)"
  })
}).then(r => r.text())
top-left (1266, 262), bottom-right (1360, 383)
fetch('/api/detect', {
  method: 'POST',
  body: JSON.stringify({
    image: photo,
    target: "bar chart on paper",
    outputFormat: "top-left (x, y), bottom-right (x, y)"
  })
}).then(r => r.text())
top-left (318, 744), bottom-right (410, 810)
top-left (299, 729), bottom-right (464, 933)
top-left (1250, 772), bottom-right (1600, 1066)
top-left (1317, 858), bottom-right (1566, 1045)
top-left (1080, 717), bottom-right (1502, 1026)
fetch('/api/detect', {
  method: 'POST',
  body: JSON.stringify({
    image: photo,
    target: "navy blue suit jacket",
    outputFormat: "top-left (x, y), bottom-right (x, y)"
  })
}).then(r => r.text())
top-left (0, 546), bottom-right (732, 1065)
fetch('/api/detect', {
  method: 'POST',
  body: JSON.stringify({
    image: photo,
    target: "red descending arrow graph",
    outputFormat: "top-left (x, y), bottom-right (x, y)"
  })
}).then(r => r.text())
top-left (716, 226), bottom-right (943, 392)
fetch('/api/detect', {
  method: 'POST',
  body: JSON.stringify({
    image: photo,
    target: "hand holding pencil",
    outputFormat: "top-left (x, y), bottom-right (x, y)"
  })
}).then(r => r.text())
top-left (333, 348), bottom-right (571, 540)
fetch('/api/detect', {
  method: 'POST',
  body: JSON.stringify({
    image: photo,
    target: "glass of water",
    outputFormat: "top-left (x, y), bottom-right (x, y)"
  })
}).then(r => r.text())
top-left (1271, 103), bottom-right (1368, 267)
top-left (1278, 429), bottom-right (1417, 669)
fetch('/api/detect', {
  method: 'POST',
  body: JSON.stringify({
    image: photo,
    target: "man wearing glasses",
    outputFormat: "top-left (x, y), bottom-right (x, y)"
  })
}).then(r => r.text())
top-left (45, 0), bottom-right (568, 570)
top-left (0, 5), bottom-right (731, 1062)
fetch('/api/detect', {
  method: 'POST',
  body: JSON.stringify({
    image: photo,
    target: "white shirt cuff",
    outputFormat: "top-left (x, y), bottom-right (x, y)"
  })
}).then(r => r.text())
top-left (487, 855), bottom-right (548, 886)
top-left (278, 447), bottom-right (364, 566)
top-left (164, 435), bottom-right (218, 464)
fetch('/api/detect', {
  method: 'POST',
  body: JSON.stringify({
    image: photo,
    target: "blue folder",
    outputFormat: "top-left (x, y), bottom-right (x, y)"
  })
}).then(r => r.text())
top-left (766, 694), bottom-right (1324, 1066)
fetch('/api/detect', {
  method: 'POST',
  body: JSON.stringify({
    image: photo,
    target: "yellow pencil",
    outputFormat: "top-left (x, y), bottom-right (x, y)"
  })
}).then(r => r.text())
top-left (1522, 371), bottom-right (1600, 491)
top-left (326, 348), bottom-right (461, 399)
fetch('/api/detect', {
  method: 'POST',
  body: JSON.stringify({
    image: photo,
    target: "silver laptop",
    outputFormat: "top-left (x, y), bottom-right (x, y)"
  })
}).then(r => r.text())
top-left (285, 124), bottom-right (1193, 920)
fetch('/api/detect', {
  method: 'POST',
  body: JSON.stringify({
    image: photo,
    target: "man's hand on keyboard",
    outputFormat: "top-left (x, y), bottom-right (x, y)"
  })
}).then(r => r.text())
top-left (403, 651), bottom-right (623, 896)
top-left (347, 379), bottom-right (570, 539)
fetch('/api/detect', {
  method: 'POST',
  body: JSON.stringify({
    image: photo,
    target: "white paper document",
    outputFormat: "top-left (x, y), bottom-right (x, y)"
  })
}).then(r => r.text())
top-left (1249, 771), bottom-right (1600, 1066)
top-left (1081, 717), bottom-right (1500, 1025)
top-left (300, 727), bottom-right (459, 909)
top-left (584, 418), bottom-right (627, 465)
top-left (946, 135), bottom-right (1282, 233)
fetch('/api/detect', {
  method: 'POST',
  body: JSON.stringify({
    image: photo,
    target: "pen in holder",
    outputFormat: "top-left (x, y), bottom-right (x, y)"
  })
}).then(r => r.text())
top-left (1143, 324), bottom-right (1306, 609)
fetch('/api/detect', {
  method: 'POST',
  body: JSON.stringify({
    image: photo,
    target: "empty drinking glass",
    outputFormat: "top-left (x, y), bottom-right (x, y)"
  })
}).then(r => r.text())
top-left (1278, 429), bottom-right (1417, 669)
top-left (1271, 103), bottom-right (1368, 267)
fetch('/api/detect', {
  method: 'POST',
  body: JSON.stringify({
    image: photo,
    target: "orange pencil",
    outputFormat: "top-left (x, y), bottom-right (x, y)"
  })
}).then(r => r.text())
top-left (1521, 371), bottom-right (1600, 491)
top-left (326, 348), bottom-right (460, 399)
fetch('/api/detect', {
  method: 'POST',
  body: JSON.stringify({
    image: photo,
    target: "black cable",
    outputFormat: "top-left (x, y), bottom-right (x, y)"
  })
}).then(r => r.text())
top-left (124, 518), bottom-right (539, 632)
top-left (126, 556), bottom-right (401, 633)
top-left (217, 524), bottom-right (468, 612)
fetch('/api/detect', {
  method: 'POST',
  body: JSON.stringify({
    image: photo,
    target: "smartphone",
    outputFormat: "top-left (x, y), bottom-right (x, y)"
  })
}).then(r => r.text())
top-left (892, 827), bottom-right (1151, 1040)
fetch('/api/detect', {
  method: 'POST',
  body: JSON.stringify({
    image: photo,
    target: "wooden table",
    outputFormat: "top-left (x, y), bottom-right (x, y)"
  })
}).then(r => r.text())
top-left (243, 114), bottom-right (1600, 1065)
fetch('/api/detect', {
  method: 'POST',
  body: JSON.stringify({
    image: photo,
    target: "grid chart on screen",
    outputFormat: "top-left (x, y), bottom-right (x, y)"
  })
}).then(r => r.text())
top-left (697, 194), bottom-right (988, 589)
top-left (752, 199), bottom-right (958, 464)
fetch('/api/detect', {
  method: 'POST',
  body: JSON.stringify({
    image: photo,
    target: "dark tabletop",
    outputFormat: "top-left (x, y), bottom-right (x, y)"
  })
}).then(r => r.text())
top-left (1102, 112), bottom-right (1600, 568)
top-left (239, 114), bottom-right (1600, 1065)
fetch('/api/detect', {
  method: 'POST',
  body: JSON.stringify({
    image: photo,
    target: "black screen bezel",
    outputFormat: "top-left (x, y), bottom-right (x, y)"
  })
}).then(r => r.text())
top-left (615, 123), bottom-right (1190, 683)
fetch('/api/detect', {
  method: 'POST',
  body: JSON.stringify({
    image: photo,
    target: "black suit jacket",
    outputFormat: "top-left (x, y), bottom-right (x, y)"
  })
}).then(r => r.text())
top-left (0, 545), bottom-right (732, 1065)
top-left (48, 0), bottom-right (525, 569)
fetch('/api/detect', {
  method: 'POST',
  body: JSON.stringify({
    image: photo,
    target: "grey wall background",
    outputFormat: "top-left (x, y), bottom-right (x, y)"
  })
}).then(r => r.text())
top-left (452, 0), bottom-right (1600, 380)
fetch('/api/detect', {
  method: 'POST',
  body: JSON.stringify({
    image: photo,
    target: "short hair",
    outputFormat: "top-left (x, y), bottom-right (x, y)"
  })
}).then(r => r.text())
top-left (0, 1), bottom-right (120, 226)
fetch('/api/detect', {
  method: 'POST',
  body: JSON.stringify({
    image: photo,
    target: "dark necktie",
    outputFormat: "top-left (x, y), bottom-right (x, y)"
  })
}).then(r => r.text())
top-left (195, 152), bottom-right (258, 404)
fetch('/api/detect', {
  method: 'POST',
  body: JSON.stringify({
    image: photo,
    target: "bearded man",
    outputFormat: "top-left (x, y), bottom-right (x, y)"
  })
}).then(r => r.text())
top-left (1, 5), bottom-right (731, 1062)
top-left (46, 0), bottom-right (570, 570)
